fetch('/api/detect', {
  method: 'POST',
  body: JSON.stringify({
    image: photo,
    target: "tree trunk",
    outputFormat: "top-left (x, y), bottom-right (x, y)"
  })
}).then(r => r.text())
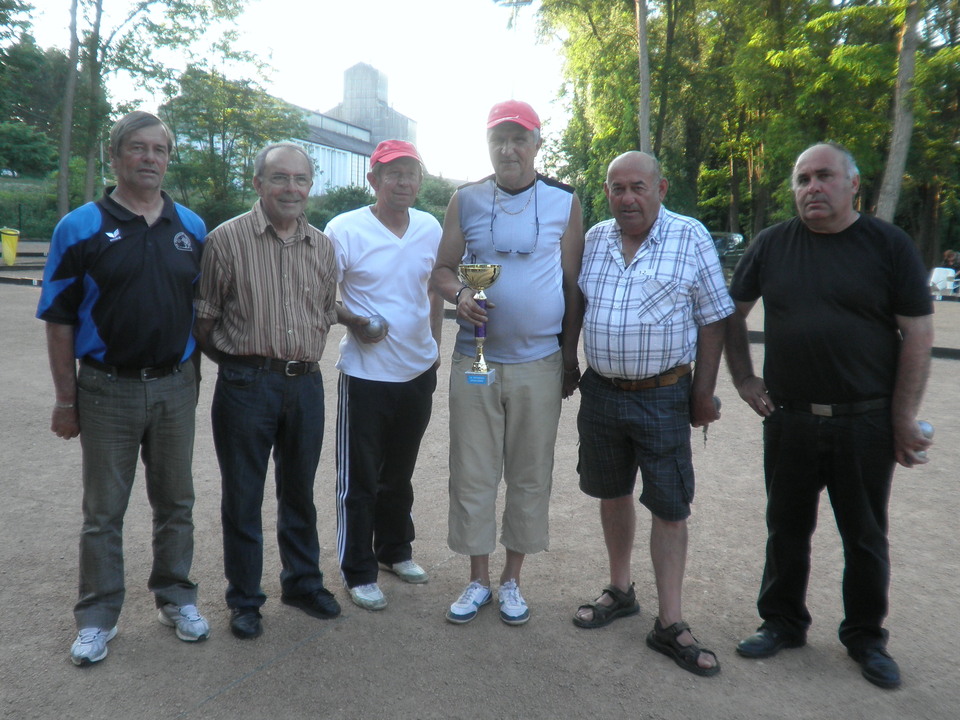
top-left (652, 0), bottom-right (676, 157)
top-left (876, 0), bottom-right (922, 221)
top-left (55, 0), bottom-right (80, 219)
top-left (635, 0), bottom-right (651, 153)
top-left (82, 0), bottom-right (104, 203)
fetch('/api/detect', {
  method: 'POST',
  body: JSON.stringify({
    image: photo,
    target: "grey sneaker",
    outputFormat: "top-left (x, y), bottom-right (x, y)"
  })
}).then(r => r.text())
top-left (446, 581), bottom-right (492, 624)
top-left (498, 579), bottom-right (529, 625)
top-left (158, 603), bottom-right (210, 642)
top-left (349, 583), bottom-right (388, 611)
top-left (70, 626), bottom-right (118, 666)
top-left (379, 559), bottom-right (429, 584)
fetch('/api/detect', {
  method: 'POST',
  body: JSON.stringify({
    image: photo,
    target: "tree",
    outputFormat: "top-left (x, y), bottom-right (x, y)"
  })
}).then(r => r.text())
top-left (0, 35), bottom-right (67, 137)
top-left (0, 0), bottom-right (31, 42)
top-left (57, 0), bottom-right (80, 217)
top-left (0, 120), bottom-right (56, 174)
top-left (876, 0), bottom-right (922, 221)
top-left (160, 65), bottom-right (308, 228)
top-left (56, 0), bottom-right (245, 206)
top-left (415, 175), bottom-right (456, 223)
top-left (306, 186), bottom-right (375, 231)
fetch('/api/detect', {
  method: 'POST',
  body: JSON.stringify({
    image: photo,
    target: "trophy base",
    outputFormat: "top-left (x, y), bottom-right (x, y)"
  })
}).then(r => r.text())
top-left (465, 369), bottom-right (496, 385)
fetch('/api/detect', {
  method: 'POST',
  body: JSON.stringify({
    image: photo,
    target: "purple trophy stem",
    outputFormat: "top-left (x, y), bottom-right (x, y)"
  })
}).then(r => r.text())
top-left (475, 298), bottom-right (487, 339)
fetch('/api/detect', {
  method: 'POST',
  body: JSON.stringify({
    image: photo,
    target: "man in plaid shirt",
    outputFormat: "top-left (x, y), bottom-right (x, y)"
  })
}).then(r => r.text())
top-left (572, 151), bottom-right (733, 678)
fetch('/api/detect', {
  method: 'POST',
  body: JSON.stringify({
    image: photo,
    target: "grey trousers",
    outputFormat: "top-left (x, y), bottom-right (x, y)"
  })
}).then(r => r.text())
top-left (74, 361), bottom-right (199, 629)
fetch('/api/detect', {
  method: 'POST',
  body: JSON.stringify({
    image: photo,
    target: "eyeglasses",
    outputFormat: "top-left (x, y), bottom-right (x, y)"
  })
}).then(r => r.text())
top-left (266, 173), bottom-right (312, 188)
top-left (489, 185), bottom-right (539, 254)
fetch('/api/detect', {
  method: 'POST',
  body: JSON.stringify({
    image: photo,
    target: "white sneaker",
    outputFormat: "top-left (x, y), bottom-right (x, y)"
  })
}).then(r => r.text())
top-left (70, 626), bottom-right (118, 666)
top-left (498, 579), bottom-right (529, 625)
top-left (158, 603), bottom-right (210, 642)
top-left (349, 583), bottom-right (388, 611)
top-left (379, 559), bottom-right (429, 584)
top-left (446, 581), bottom-right (492, 624)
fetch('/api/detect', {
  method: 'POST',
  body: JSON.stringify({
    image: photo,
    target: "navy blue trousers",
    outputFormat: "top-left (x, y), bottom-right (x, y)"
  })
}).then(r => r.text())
top-left (212, 360), bottom-right (327, 609)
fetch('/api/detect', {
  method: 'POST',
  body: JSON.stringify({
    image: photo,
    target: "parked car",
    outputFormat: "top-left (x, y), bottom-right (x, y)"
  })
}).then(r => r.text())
top-left (710, 231), bottom-right (746, 272)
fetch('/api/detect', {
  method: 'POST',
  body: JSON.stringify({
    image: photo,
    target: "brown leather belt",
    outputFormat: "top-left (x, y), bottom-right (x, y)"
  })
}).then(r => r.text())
top-left (222, 354), bottom-right (320, 377)
top-left (82, 356), bottom-right (180, 381)
top-left (597, 363), bottom-right (692, 391)
top-left (775, 397), bottom-right (890, 417)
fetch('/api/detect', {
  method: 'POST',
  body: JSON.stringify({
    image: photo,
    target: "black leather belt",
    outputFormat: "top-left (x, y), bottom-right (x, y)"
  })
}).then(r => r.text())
top-left (222, 354), bottom-right (319, 377)
top-left (595, 364), bottom-right (692, 391)
top-left (82, 356), bottom-right (180, 381)
top-left (775, 397), bottom-right (890, 417)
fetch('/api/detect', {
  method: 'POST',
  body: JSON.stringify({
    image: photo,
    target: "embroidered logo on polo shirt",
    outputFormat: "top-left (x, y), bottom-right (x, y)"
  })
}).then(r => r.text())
top-left (173, 232), bottom-right (193, 251)
top-left (106, 228), bottom-right (121, 242)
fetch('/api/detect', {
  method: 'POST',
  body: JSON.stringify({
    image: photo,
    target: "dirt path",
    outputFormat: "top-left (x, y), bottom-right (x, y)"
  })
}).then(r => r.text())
top-left (1, 283), bottom-right (957, 719)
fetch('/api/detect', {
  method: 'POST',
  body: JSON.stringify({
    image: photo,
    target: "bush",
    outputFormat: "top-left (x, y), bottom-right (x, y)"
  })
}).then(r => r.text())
top-left (0, 177), bottom-right (57, 239)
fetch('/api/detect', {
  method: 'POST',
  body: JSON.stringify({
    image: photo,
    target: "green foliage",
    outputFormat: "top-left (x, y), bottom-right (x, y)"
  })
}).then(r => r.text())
top-left (414, 175), bottom-right (456, 224)
top-left (161, 65), bottom-right (309, 230)
top-left (0, 120), bottom-right (56, 174)
top-left (0, 175), bottom-right (58, 239)
top-left (0, 34), bottom-right (69, 140)
top-left (539, 0), bottom-right (960, 251)
top-left (306, 186), bottom-right (375, 230)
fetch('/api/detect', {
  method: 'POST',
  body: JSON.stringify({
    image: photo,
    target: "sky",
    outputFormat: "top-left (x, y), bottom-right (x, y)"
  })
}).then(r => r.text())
top-left (29, 0), bottom-right (570, 182)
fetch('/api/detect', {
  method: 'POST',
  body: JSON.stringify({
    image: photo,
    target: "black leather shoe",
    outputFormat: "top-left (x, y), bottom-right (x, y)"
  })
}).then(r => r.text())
top-left (736, 626), bottom-right (805, 658)
top-left (849, 646), bottom-right (901, 689)
top-left (230, 607), bottom-right (262, 639)
top-left (281, 587), bottom-right (341, 619)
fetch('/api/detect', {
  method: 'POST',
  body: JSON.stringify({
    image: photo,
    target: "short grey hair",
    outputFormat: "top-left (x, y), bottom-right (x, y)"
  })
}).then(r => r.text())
top-left (253, 142), bottom-right (314, 180)
top-left (793, 142), bottom-right (859, 188)
top-left (109, 111), bottom-right (173, 157)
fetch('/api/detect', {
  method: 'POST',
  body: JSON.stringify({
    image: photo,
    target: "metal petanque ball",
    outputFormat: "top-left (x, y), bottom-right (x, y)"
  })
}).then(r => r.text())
top-left (915, 420), bottom-right (934, 460)
top-left (362, 315), bottom-right (388, 340)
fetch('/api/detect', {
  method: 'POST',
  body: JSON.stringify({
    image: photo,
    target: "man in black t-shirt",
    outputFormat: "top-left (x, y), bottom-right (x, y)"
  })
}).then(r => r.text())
top-left (725, 142), bottom-right (933, 690)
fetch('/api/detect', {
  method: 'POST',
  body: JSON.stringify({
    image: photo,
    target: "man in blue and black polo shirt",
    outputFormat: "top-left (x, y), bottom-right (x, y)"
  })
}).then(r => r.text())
top-left (37, 110), bottom-right (210, 666)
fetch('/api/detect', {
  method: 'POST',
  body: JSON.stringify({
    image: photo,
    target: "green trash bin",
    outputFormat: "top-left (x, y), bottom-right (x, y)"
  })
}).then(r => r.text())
top-left (1, 227), bottom-right (19, 266)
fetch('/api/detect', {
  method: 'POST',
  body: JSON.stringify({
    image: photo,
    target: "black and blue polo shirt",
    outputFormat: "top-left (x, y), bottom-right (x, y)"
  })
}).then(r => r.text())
top-left (36, 189), bottom-right (206, 368)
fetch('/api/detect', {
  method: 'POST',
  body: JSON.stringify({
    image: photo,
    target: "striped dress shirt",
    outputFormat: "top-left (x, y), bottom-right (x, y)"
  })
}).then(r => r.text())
top-left (196, 200), bottom-right (338, 362)
top-left (579, 207), bottom-right (734, 380)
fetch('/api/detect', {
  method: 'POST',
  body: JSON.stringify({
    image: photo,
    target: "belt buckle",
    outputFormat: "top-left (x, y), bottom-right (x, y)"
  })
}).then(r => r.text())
top-left (140, 367), bottom-right (159, 382)
top-left (284, 361), bottom-right (303, 377)
top-left (810, 403), bottom-right (833, 417)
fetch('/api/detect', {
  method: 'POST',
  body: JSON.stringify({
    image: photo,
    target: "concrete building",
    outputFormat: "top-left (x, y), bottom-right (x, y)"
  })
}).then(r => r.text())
top-left (325, 63), bottom-right (417, 148)
top-left (292, 63), bottom-right (416, 196)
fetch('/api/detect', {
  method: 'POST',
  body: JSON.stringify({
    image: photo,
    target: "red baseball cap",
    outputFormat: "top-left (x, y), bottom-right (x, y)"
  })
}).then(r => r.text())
top-left (369, 140), bottom-right (422, 168)
top-left (486, 100), bottom-right (541, 131)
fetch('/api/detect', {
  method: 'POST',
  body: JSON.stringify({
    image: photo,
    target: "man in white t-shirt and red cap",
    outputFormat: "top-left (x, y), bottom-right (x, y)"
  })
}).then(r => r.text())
top-left (325, 140), bottom-right (443, 611)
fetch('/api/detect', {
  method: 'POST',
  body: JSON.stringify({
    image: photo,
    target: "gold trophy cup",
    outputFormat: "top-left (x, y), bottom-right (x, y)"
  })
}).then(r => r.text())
top-left (458, 263), bottom-right (501, 385)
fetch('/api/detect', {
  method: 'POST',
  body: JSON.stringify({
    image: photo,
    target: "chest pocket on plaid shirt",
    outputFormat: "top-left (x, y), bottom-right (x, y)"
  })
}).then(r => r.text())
top-left (633, 278), bottom-right (681, 325)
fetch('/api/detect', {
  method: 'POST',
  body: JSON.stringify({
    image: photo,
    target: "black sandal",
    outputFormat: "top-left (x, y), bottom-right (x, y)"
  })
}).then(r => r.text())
top-left (572, 583), bottom-right (640, 628)
top-left (645, 618), bottom-right (721, 677)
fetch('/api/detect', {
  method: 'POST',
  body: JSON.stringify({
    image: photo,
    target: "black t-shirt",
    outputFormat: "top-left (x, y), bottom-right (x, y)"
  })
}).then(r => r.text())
top-left (729, 214), bottom-right (931, 404)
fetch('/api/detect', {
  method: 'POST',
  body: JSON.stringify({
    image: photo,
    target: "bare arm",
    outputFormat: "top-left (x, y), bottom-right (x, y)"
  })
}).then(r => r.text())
top-left (429, 288), bottom-right (443, 369)
top-left (690, 317), bottom-right (726, 427)
top-left (892, 313), bottom-right (934, 468)
top-left (193, 317), bottom-right (223, 364)
top-left (559, 193), bottom-right (585, 398)
top-left (724, 298), bottom-right (772, 417)
top-left (430, 192), bottom-right (490, 326)
top-left (335, 303), bottom-right (383, 345)
top-left (45, 322), bottom-right (79, 439)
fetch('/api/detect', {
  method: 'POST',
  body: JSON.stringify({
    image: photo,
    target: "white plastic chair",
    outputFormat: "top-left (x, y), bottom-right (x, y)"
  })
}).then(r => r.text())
top-left (929, 267), bottom-right (956, 300)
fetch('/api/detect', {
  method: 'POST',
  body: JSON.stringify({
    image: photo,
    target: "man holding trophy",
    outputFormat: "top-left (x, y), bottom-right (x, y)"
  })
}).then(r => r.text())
top-left (325, 140), bottom-right (443, 612)
top-left (431, 100), bottom-right (584, 626)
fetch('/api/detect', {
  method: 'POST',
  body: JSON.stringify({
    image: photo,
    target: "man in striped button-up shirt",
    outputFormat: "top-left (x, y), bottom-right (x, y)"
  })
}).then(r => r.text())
top-left (195, 142), bottom-right (341, 640)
